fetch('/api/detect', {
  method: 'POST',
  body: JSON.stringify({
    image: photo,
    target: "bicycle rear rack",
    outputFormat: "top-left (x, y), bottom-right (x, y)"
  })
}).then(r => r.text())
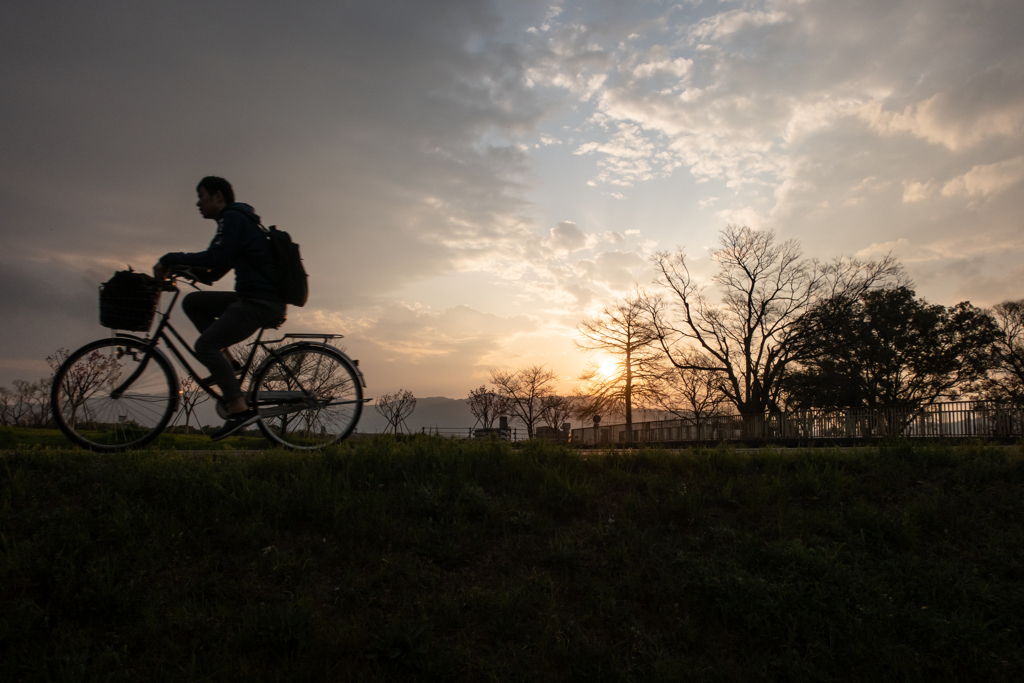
top-left (282, 333), bottom-right (344, 340)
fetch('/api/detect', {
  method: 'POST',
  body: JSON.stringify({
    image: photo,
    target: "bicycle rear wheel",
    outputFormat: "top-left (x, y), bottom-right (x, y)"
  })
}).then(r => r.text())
top-left (251, 344), bottom-right (362, 449)
top-left (50, 338), bottom-right (178, 451)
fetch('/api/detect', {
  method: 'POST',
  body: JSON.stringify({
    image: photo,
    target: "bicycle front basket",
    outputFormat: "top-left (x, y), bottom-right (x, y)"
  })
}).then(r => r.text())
top-left (99, 270), bottom-right (162, 331)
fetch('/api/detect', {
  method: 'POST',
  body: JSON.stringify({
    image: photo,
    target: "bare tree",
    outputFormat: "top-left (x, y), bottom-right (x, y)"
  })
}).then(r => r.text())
top-left (0, 386), bottom-right (15, 426)
top-left (465, 385), bottom-right (511, 429)
top-left (985, 300), bottom-right (1024, 404)
top-left (47, 347), bottom-right (124, 430)
top-left (645, 350), bottom-right (730, 440)
top-left (176, 375), bottom-right (210, 433)
top-left (574, 291), bottom-right (661, 444)
top-left (540, 394), bottom-right (576, 430)
top-left (374, 390), bottom-right (417, 434)
top-left (489, 365), bottom-right (559, 439)
top-left (1, 378), bottom-right (53, 428)
top-left (10, 380), bottom-right (37, 426)
top-left (647, 226), bottom-right (903, 426)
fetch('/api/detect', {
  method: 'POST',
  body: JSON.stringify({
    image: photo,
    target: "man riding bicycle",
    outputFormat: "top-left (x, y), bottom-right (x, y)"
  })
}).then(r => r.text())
top-left (153, 176), bottom-right (286, 440)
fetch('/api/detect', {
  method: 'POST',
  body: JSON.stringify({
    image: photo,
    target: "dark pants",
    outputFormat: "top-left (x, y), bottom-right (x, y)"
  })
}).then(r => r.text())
top-left (182, 292), bottom-right (286, 403)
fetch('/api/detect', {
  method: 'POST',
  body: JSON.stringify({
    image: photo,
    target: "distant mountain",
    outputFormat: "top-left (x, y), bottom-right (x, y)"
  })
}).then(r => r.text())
top-left (355, 396), bottom-right (477, 434)
top-left (354, 399), bottom-right (685, 435)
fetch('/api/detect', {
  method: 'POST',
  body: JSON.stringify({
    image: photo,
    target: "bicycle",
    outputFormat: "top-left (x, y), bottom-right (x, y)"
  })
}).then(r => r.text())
top-left (50, 266), bottom-right (367, 452)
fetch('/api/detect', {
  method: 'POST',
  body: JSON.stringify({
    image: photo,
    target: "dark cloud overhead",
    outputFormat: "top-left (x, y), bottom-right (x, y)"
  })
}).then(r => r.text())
top-left (1, 0), bottom-right (558, 383)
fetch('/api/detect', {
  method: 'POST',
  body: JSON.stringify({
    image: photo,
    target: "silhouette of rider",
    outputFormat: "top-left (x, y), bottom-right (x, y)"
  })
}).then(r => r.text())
top-left (153, 177), bottom-right (285, 440)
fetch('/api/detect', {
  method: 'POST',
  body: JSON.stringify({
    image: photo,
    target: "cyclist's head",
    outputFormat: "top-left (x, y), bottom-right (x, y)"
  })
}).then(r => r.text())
top-left (196, 176), bottom-right (235, 205)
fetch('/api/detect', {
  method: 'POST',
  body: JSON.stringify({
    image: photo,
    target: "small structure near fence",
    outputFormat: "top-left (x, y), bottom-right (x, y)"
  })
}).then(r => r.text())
top-left (418, 421), bottom-right (571, 442)
top-left (420, 426), bottom-right (519, 441)
top-left (570, 401), bottom-right (1024, 446)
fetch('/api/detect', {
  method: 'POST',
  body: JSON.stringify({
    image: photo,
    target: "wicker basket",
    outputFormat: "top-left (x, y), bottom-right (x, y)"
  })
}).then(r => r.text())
top-left (99, 271), bottom-right (162, 331)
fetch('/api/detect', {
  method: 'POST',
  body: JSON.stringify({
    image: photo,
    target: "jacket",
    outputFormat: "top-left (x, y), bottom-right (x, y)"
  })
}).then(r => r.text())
top-left (159, 203), bottom-right (283, 302)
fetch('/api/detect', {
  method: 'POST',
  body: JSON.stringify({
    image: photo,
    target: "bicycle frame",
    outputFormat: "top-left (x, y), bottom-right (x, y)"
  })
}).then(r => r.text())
top-left (109, 280), bottom-right (266, 403)
top-left (108, 277), bottom-right (364, 414)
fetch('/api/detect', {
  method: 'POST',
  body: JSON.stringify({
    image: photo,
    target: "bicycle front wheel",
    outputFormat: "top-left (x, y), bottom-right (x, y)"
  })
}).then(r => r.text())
top-left (50, 338), bottom-right (178, 451)
top-left (251, 344), bottom-right (362, 449)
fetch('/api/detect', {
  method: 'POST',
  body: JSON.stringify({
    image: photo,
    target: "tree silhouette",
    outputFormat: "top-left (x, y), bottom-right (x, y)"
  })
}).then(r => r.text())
top-left (19, 378), bottom-right (52, 427)
top-left (540, 394), bottom-right (576, 431)
top-left (645, 349), bottom-right (729, 440)
top-left (647, 226), bottom-right (903, 425)
top-left (47, 348), bottom-right (122, 430)
top-left (490, 365), bottom-right (559, 439)
top-left (0, 386), bottom-right (14, 426)
top-left (374, 390), bottom-right (417, 434)
top-left (984, 299), bottom-right (1024, 404)
top-left (574, 291), bottom-right (660, 444)
top-left (785, 287), bottom-right (999, 413)
top-left (176, 375), bottom-right (210, 433)
top-left (465, 385), bottom-right (510, 429)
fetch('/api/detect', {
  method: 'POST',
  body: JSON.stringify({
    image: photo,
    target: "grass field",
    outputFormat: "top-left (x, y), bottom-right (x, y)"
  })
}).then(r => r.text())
top-left (0, 426), bottom-right (273, 452)
top-left (2, 435), bottom-right (1023, 681)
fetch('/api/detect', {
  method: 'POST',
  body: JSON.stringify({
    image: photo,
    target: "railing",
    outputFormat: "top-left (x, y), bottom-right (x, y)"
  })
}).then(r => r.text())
top-left (570, 401), bottom-right (1024, 445)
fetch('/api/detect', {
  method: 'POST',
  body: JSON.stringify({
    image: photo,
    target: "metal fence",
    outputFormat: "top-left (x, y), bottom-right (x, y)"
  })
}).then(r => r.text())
top-left (570, 401), bottom-right (1024, 445)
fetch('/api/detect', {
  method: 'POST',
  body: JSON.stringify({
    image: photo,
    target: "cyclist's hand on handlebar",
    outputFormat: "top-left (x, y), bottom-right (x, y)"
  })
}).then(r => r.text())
top-left (169, 265), bottom-right (214, 285)
top-left (153, 262), bottom-right (169, 281)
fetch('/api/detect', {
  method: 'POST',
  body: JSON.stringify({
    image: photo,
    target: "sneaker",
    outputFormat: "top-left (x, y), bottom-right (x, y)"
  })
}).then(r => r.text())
top-left (210, 408), bottom-right (260, 441)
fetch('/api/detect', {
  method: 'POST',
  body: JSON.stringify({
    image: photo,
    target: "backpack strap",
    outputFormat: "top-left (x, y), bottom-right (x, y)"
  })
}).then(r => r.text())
top-left (221, 207), bottom-right (285, 303)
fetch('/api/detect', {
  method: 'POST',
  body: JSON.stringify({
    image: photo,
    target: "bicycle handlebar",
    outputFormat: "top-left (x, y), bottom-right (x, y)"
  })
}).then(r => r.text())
top-left (164, 265), bottom-right (213, 290)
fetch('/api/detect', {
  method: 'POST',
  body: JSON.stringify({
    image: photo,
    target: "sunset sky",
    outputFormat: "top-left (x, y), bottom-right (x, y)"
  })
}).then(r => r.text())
top-left (2, 0), bottom-right (1023, 402)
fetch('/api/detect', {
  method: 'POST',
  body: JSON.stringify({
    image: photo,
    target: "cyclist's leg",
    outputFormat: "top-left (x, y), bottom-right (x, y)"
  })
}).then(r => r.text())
top-left (182, 291), bottom-right (238, 332)
top-left (196, 298), bottom-right (286, 407)
top-left (186, 291), bottom-right (244, 371)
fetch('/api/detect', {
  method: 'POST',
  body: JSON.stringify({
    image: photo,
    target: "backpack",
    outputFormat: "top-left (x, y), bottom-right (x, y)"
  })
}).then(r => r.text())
top-left (229, 207), bottom-right (309, 307)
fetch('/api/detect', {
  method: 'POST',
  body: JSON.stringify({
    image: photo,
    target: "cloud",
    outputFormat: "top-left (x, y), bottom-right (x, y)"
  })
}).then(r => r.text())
top-left (304, 301), bottom-right (547, 394)
top-left (860, 85), bottom-right (1024, 151)
top-left (6, 0), bottom-right (1024, 392)
top-left (0, 1), bottom-right (566, 381)
top-left (573, 250), bottom-right (647, 291)
top-left (715, 206), bottom-right (764, 230)
top-left (687, 9), bottom-right (789, 42)
top-left (633, 57), bottom-right (692, 80)
top-left (544, 220), bottom-right (589, 253)
top-left (941, 156), bottom-right (1024, 202)
top-left (902, 180), bottom-right (936, 203)
top-left (855, 238), bottom-right (910, 260)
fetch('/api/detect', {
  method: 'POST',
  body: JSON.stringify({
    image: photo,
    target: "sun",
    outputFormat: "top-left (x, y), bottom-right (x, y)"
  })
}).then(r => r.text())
top-left (596, 356), bottom-right (619, 379)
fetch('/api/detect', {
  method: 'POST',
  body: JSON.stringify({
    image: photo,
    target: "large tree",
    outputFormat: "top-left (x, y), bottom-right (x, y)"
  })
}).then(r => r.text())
top-left (984, 299), bottom-right (1024, 404)
top-left (574, 292), bottom-right (660, 443)
top-left (647, 225), bottom-right (903, 423)
top-left (490, 365), bottom-right (559, 439)
top-left (784, 287), bottom-right (1000, 412)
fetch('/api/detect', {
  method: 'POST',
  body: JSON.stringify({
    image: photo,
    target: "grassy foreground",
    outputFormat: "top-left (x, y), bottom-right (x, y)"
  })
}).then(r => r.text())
top-left (2, 438), bottom-right (1023, 681)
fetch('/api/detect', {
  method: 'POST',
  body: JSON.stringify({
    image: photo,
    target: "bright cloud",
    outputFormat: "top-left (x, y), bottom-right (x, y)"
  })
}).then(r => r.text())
top-left (860, 88), bottom-right (1024, 151)
top-left (902, 181), bottom-right (936, 203)
top-left (941, 156), bottom-right (1024, 201)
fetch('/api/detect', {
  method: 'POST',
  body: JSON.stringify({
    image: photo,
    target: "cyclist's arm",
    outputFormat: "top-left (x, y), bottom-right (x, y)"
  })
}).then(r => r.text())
top-left (158, 215), bottom-right (248, 282)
